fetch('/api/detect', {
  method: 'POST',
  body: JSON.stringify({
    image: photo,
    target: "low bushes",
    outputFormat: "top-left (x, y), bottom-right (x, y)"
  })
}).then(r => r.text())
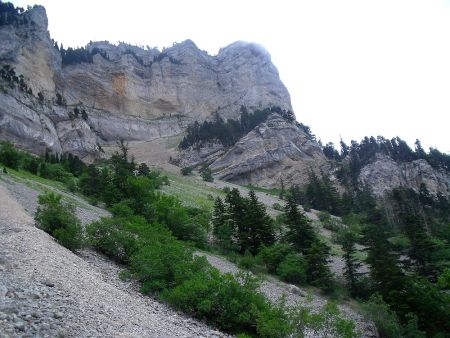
top-left (34, 192), bottom-right (83, 250)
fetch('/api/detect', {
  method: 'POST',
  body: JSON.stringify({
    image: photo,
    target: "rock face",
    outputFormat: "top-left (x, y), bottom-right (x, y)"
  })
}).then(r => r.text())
top-left (0, 5), bottom-right (291, 159)
top-left (174, 114), bottom-right (328, 187)
top-left (359, 154), bottom-right (450, 197)
top-left (0, 5), bottom-right (448, 196)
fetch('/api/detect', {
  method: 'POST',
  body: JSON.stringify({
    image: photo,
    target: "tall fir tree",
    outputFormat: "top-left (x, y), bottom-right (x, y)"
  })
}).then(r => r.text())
top-left (305, 239), bottom-right (333, 289)
top-left (339, 229), bottom-right (362, 296)
top-left (242, 190), bottom-right (275, 254)
top-left (212, 197), bottom-right (236, 252)
top-left (284, 196), bottom-right (316, 254)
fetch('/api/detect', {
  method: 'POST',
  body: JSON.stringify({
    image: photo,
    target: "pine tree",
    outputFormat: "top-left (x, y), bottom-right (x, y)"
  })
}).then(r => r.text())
top-left (363, 222), bottom-right (406, 306)
top-left (212, 197), bottom-right (236, 251)
top-left (339, 229), bottom-right (362, 296)
top-left (225, 188), bottom-right (246, 250)
top-left (242, 190), bottom-right (275, 254)
top-left (284, 196), bottom-right (316, 254)
top-left (305, 239), bottom-right (333, 289)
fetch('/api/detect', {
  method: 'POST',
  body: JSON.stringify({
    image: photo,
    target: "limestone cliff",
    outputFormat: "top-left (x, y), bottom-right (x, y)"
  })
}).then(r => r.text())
top-left (0, 5), bottom-right (448, 197)
top-left (358, 154), bottom-right (450, 197)
top-left (173, 114), bottom-right (327, 187)
top-left (0, 5), bottom-right (291, 159)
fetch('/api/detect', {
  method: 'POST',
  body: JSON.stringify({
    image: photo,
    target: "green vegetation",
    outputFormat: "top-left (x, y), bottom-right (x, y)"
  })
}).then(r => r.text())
top-left (3, 136), bottom-right (448, 337)
top-left (323, 137), bottom-right (450, 183)
top-left (200, 167), bottom-right (214, 182)
top-left (1, 64), bottom-right (33, 95)
top-left (0, 1), bottom-right (26, 27)
top-left (34, 192), bottom-right (83, 250)
top-left (180, 166), bottom-right (193, 176)
top-left (282, 158), bottom-right (450, 336)
top-left (179, 106), bottom-right (295, 149)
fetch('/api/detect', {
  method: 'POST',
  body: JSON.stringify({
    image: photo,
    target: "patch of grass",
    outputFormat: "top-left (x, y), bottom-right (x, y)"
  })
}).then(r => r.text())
top-left (3, 168), bottom-right (97, 211)
top-left (160, 170), bottom-right (224, 209)
top-left (244, 184), bottom-right (282, 197)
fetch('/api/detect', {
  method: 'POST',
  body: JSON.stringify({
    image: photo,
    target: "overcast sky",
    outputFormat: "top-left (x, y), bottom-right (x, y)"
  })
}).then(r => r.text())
top-left (11, 0), bottom-right (450, 152)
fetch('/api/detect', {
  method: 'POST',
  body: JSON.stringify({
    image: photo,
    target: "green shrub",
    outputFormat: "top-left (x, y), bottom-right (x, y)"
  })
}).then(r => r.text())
top-left (34, 192), bottom-right (83, 250)
top-left (272, 202), bottom-right (283, 211)
top-left (362, 294), bottom-right (403, 338)
top-left (200, 167), bottom-right (214, 182)
top-left (153, 195), bottom-right (207, 247)
top-left (180, 166), bottom-right (193, 176)
top-left (294, 301), bottom-right (358, 338)
top-left (276, 253), bottom-right (307, 285)
top-left (163, 270), bottom-right (270, 334)
top-left (130, 234), bottom-right (205, 293)
top-left (0, 141), bottom-right (21, 170)
top-left (39, 162), bottom-right (74, 183)
top-left (23, 156), bottom-right (40, 175)
top-left (259, 243), bottom-right (295, 274)
top-left (87, 217), bottom-right (138, 263)
top-left (238, 250), bottom-right (263, 273)
top-left (256, 302), bottom-right (292, 338)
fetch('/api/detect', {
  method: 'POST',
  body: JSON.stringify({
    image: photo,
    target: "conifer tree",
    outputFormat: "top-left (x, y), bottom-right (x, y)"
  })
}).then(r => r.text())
top-left (339, 229), bottom-right (362, 295)
top-left (284, 196), bottom-right (316, 254)
top-left (212, 197), bottom-right (236, 251)
top-left (363, 222), bottom-right (406, 305)
top-left (305, 239), bottom-right (333, 289)
top-left (242, 190), bottom-right (275, 254)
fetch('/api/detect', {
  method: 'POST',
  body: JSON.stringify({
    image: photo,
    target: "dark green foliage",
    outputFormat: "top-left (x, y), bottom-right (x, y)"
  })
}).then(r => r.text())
top-left (305, 240), bottom-right (333, 289)
top-left (153, 52), bottom-right (182, 65)
top-left (39, 162), bottom-right (74, 183)
top-left (0, 2), bottom-right (25, 27)
top-left (87, 214), bottom-right (293, 336)
top-left (151, 194), bottom-right (207, 247)
top-left (284, 196), bottom-right (316, 254)
top-left (363, 221), bottom-right (406, 305)
top-left (212, 188), bottom-right (275, 254)
top-left (362, 294), bottom-right (404, 338)
top-left (240, 190), bottom-right (275, 255)
top-left (305, 171), bottom-right (343, 215)
top-left (179, 106), bottom-right (294, 149)
top-left (87, 217), bottom-right (138, 263)
top-left (297, 122), bottom-right (316, 141)
top-left (327, 136), bottom-right (450, 187)
top-left (60, 46), bottom-right (94, 65)
top-left (212, 197), bottom-right (237, 252)
top-left (200, 167), bottom-right (214, 182)
top-left (34, 192), bottom-right (83, 250)
top-left (389, 186), bottom-right (450, 279)
top-left (256, 302), bottom-right (293, 338)
top-left (132, 237), bottom-right (203, 293)
top-left (0, 141), bottom-right (21, 169)
top-left (259, 243), bottom-right (295, 274)
top-left (323, 142), bottom-right (341, 161)
top-left (362, 294), bottom-right (427, 338)
top-left (180, 166), bottom-right (193, 176)
top-left (23, 156), bottom-right (39, 175)
top-left (276, 253), bottom-right (307, 284)
top-left (338, 229), bottom-right (362, 296)
top-left (137, 162), bottom-right (150, 176)
top-left (55, 92), bottom-right (66, 106)
top-left (162, 270), bottom-right (272, 334)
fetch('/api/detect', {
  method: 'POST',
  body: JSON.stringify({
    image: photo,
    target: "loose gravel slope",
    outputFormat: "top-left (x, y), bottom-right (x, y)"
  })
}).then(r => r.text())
top-left (0, 180), bottom-right (226, 337)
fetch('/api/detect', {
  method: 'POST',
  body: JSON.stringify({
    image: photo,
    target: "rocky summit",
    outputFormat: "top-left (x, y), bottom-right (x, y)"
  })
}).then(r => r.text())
top-left (0, 4), bottom-right (449, 197)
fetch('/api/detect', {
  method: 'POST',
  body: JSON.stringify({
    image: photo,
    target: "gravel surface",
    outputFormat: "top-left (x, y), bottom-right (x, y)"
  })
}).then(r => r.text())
top-left (0, 179), bottom-right (228, 337)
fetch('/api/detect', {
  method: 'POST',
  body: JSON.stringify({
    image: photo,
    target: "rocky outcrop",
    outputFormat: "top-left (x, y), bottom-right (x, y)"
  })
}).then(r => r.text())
top-left (175, 114), bottom-right (328, 187)
top-left (0, 5), bottom-right (291, 160)
top-left (359, 154), bottom-right (450, 197)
